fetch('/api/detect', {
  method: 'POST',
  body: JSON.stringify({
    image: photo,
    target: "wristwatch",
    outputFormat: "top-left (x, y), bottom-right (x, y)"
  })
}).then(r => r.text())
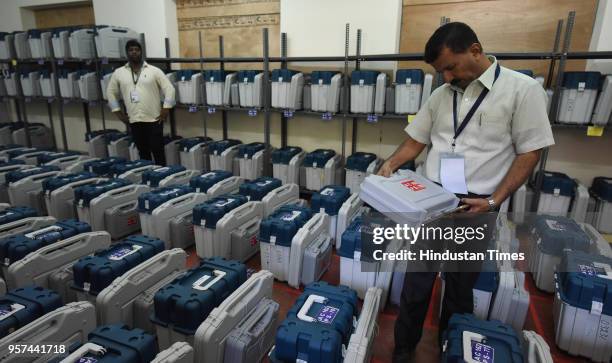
top-left (487, 197), bottom-right (497, 211)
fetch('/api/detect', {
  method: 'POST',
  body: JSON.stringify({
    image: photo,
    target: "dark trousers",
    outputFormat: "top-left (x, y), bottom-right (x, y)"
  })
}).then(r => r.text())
top-left (393, 193), bottom-right (496, 358)
top-left (130, 121), bottom-right (166, 166)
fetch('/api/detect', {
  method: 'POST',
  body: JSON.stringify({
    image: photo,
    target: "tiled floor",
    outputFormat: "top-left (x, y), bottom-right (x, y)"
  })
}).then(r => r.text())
top-left (185, 235), bottom-right (605, 363)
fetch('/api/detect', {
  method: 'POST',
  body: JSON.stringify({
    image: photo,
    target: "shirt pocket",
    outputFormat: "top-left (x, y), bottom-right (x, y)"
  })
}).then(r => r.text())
top-left (467, 111), bottom-right (511, 151)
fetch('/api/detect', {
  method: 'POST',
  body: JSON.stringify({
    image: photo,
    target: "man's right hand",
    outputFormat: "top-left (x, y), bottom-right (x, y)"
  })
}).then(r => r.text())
top-left (378, 159), bottom-right (395, 177)
top-left (113, 111), bottom-right (129, 124)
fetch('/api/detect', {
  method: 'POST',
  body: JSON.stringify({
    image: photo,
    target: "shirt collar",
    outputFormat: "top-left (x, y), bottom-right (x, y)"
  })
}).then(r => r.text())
top-left (477, 55), bottom-right (498, 90)
top-left (124, 61), bottom-right (148, 68)
top-left (449, 55), bottom-right (498, 93)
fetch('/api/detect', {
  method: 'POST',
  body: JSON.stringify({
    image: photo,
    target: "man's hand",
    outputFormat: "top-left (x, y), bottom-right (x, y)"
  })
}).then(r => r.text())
top-left (460, 198), bottom-right (491, 213)
top-left (377, 159), bottom-right (396, 177)
top-left (113, 111), bottom-right (129, 124)
top-left (156, 108), bottom-right (170, 123)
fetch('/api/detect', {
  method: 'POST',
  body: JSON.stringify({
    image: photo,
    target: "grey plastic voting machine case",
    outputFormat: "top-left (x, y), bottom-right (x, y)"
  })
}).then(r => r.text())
top-left (152, 342), bottom-right (194, 363)
top-left (0, 216), bottom-right (56, 239)
top-left (0, 301), bottom-right (96, 363)
top-left (6, 231), bottom-right (111, 294)
top-left (96, 248), bottom-right (187, 328)
top-left (194, 270), bottom-right (275, 363)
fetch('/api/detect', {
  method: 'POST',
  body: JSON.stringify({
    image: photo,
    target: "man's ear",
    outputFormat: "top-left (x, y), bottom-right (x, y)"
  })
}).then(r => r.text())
top-left (469, 43), bottom-right (483, 58)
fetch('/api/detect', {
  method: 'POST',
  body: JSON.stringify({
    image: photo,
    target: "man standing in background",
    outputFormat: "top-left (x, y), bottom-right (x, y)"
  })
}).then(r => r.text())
top-left (106, 39), bottom-right (175, 165)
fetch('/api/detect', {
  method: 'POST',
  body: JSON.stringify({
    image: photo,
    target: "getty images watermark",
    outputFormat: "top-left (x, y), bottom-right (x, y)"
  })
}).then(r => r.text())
top-left (367, 222), bottom-right (526, 263)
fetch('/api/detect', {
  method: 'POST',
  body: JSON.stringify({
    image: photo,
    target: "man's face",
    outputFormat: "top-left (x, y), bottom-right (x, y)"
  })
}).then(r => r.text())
top-left (430, 44), bottom-right (483, 89)
top-left (127, 46), bottom-right (142, 63)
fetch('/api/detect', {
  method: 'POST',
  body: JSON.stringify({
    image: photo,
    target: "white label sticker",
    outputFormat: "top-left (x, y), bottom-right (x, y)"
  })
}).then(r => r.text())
top-left (545, 219), bottom-right (566, 231)
top-left (280, 210), bottom-right (301, 221)
top-left (215, 198), bottom-right (235, 207)
top-left (24, 225), bottom-right (63, 239)
top-left (320, 188), bottom-right (334, 196)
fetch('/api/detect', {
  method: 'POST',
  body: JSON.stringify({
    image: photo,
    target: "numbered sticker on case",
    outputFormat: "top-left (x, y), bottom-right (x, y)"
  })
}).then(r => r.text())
top-left (101, 58), bottom-right (109, 65)
top-left (367, 114), bottom-right (378, 123)
top-left (208, 107), bottom-right (216, 114)
top-left (25, 97), bottom-right (32, 103)
top-left (37, 59), bottom-right (44, 65)
top-left (470, 341), bottom-right (494, 363)
top-left (284, 110), bottom-right (294, 118)
top-left (322, 112), bottom-right (332, 121)
top-left (316, 305), bottom-right (339, 324)
top-left (58, 59), bottom-right (64, 65)
top-left (189, 105), bottom-right (198, 113)
top-left (248, 109), bottom-right (258, 117)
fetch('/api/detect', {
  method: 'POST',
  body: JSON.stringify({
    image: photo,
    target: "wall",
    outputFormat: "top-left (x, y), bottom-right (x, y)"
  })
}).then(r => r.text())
top-left (587, 0), bottom-right (612, 73)
top-left (399, 0), bottom-right (597, 76)
top-left (0, 0), bottom-right (87, 31)
top-left (280, 0), bottom-right (403, 70)
top-left (92, 0), bottom-right (179, 58)
top-left (34, 3), bottom-right (95, 28)
top-left (278, 0), bottom-right (406, 159)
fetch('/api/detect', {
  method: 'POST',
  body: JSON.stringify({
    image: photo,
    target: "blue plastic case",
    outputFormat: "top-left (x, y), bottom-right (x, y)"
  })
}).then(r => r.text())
top-left (189, 170), bottom-right (232, 193)
top-left (238, 177), bottom-right (282, 201)
top-left (0, 219), bottom-right (91, 265)
top-left (73, 179), bottom-right (131, 207)
top-left (192, 194), bottom-right (248, 228)
top-left (310, 185), bottom-right (351, 216)
top-left (141, 165), bottom-right (186, 187)
top-left (0, 286), bottom-right (63, 338)
top-left (137, 185), bottom-right (193, 214)
top-left (71, 235), bottom-right (164, 296)
top-left (151, 257), bottom-right (247, 334)
top-left (258, 204), bottom-right (312, 247)
top-left (0, 206), bottom-right (37, 225)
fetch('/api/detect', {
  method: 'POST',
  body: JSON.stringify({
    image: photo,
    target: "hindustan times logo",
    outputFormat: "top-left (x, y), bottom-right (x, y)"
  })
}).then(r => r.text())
top-left (372, 224), bottom-right (487, 245)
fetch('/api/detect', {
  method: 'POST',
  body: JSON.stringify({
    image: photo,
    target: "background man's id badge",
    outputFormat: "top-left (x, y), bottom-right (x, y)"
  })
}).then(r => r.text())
top-left (130, 90), bottom-right (140, 103)
top-left (440, 152), bottom-right (468, 194)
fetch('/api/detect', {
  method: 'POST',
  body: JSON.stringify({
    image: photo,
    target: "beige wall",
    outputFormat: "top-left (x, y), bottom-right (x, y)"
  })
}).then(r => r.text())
top-left (34, 3), bottom-right (95, 29)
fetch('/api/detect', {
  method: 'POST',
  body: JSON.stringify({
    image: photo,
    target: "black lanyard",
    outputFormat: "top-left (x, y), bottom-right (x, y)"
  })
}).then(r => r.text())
top-left (452, 63), bottom-right (500, 150)
top-left (130, 64), bottom-right (142, 86)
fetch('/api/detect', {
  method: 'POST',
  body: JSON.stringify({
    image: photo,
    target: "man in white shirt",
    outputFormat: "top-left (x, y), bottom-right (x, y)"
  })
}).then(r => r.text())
top-left (106, 39), bottom-right (175, 165)
top-left (382, 23), bottom-right (554, 362)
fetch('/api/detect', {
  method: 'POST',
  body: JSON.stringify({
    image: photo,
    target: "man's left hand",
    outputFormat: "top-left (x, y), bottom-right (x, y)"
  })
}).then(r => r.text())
top-left (156, 108), bottom-right (170, 122)
top-left (460, 198), bottom-right (491, 213)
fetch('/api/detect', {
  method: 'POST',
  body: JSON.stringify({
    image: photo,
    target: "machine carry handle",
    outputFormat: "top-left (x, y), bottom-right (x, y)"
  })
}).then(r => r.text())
top-left (244, 301), bottom-right (277, 336)
top-left (241, 218), bottom-right (260, 237)
top-left (117, 200), bottom-right (138, 213)
top-left (297, 294), bottom-right (327, 323)
top-left (305, 213), bottom-right (326, 232)
top-left (31, 172), bottom-right (59, 182)
top-left (0, 220), bottom-right (32, 234)
top-left (169, 193), bottom-right (195, 207)
top-left (217, 176), bottom-right (238, 188)
top-left (41, 234), bottom-right (89, 256)
top-left (107, 185), bottom-right (132, 197)
top-left (234, 202), bottom-right (258, 219)
top-left (192, 269), bottom-right (226, 291)
top-left (60, 342), bottom-right (107, 363)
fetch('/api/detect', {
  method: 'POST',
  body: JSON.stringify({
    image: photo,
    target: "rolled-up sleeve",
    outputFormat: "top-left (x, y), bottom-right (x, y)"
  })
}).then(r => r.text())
top-left (157, 69), bottom-right (176, 109)
top-left (404, 97), bottom-right (433, 145)
top-left (106, 72), bottom-right (122, 112)
top-left (511, 82), bottom-right (555, 154)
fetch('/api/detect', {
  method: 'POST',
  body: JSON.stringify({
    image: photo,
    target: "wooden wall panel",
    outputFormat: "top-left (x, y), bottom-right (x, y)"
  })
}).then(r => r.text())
top-left (34, 4), bottom-right (95, 29)
top-left (177, 0), bottom-right (280, 70)
top-left (399, 0), bottom-right (597, 81)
